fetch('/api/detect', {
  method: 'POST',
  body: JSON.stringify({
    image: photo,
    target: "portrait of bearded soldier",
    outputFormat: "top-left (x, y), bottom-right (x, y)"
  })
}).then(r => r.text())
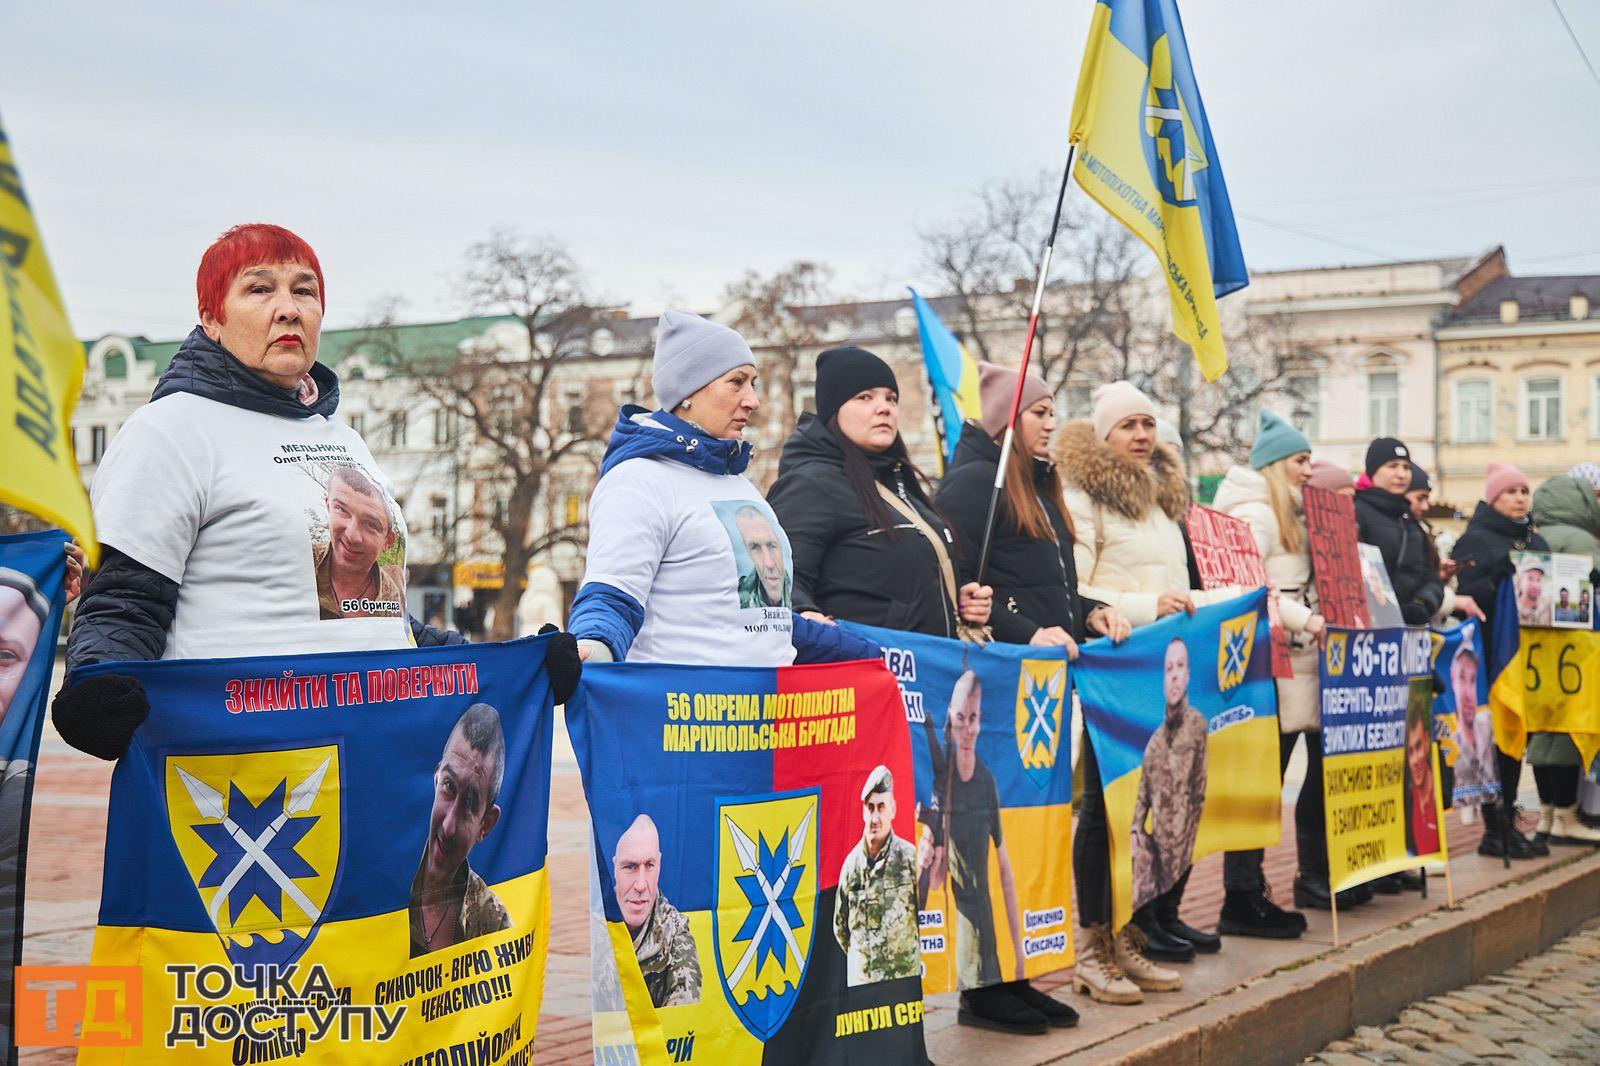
top-left (1130, 638), bottom-right (1208, 908)
top-left (614, 813), bottom-right (701, 1007)
top-left (833, 765), bottom-right (920, 986)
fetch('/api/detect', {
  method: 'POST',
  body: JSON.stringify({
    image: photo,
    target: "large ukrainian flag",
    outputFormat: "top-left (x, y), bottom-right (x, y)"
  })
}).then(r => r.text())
top-left (0, 111), bottom-right (97, 562)
top-left (908, 289), bottom-right (982, 470)
top-left (1069, 0), bottom-right (1246, 382)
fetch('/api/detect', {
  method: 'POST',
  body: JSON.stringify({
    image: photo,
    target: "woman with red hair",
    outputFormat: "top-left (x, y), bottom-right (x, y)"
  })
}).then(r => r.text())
top-left (52, 223), bottom-right (577, 759)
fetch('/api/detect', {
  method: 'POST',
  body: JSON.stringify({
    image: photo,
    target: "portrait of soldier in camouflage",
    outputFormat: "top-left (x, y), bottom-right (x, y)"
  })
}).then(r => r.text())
top-left (833, 765), bottom-right (921, 986)
top-left (613, 813), bottom-right (701, 1007)
top-left (1130, 638), bottom-right (1208, 909)
top-left (408, 703), bottom-right (513, 957)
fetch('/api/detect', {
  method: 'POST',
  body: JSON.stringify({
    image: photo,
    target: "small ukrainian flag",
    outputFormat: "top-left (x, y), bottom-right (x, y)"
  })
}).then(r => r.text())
top-left (908, 288), bottom-right (982, 470)
top-left (1069, 0), bottom-right (1247, 382)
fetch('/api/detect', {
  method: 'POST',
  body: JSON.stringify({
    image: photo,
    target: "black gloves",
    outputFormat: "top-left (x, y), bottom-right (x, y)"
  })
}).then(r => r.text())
top-left (52, 674), bottom-right (150, 761)
top-left (537, 624), bottom-right (582, 705)
top-left (1401, 602), bottom-right (1431, 626)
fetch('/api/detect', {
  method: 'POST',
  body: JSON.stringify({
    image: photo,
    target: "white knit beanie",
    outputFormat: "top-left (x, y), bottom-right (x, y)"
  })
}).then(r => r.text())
top-left (1092, 380), bottom-right (1157, 440)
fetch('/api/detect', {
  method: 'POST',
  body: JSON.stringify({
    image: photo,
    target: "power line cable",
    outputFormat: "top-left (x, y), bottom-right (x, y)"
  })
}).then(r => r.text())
top-left (1550, 0), bottom-right (1600, 95)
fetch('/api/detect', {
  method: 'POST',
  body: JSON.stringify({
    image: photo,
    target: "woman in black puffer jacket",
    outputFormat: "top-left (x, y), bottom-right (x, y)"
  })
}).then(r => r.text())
top-left (1449, 462), bottom-right (1552, 859)
top-left (935, 364), bottom-right (1139, 1018)
top-left (767, 346), bottom-right (991, 639)
top-left (935, 367), bottom-right (1113, 650)
top-left (1353, 438), bottom-right (1444, 626)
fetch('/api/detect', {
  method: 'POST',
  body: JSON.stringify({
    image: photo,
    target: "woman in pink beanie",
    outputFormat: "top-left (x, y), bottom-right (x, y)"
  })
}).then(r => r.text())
top-left (1449, 460), bottom-right (1551, 859)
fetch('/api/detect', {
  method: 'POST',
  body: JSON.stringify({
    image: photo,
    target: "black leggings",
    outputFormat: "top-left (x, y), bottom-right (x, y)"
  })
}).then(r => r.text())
top-left (1074, 735), bottom-right (1113, 926)
top-left (1532, 764), bottom-right (1580, 807)
top-left (1497, 748), bottom-right (1524, 810)
top-left (1222, 731), bottom-right (1327, 890)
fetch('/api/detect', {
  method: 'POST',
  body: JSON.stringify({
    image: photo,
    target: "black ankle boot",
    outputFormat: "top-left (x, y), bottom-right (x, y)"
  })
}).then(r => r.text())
top-left (1003, 980), bottom-right (1079, 1028)
top-left (1158, 911), bottom-right (1220, 953)
top-left (1131, 910), bottom-right (1195, 961)
top-left (1294, 872), bottom-right (1331, 909)
top-left (1479, 803), bottom-right (1538, 859)
top-left (958, 986), bottom-right (1048, 1035)
top-left (1217, 889), bottom-right (1303, 939)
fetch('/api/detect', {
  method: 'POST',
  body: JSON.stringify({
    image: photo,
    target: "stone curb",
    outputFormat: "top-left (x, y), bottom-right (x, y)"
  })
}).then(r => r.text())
top-left (1042, 851), bottom-right (1600, 1065)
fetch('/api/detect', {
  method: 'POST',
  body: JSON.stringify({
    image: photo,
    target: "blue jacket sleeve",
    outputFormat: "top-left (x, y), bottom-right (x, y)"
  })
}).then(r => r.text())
top-left (791, 614), bottom-right (881, 664)
top-left (410, 616), bottom-right (468, 647)
top-left (568, 581), bottom-right (645, 661)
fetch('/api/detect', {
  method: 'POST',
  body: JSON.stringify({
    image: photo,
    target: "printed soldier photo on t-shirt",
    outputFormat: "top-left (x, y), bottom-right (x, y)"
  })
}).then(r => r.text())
top-left (710, 500), bottom-right (792, 610)
top-left (307, 463), bottom-right (407, 620)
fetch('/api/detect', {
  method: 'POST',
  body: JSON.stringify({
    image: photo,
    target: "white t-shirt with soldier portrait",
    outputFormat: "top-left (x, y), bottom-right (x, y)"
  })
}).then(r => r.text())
top-left (91, 391), bottom-right (412, 660)
top-left (582, 456), bottom-right (795, 666)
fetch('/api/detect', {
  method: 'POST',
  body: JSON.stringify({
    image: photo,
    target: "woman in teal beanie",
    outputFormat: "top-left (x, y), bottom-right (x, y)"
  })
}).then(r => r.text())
top-left (1210, 410), bottom-right (1338, 930)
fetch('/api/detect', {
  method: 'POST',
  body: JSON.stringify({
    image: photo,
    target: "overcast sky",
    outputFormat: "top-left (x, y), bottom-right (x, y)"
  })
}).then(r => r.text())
top-left (5, 0), bottom-right (1600, 340)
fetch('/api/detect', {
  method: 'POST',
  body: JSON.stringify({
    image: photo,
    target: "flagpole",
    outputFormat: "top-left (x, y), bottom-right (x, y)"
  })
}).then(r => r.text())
top-left (974, 144), bottom-right (1076, 585)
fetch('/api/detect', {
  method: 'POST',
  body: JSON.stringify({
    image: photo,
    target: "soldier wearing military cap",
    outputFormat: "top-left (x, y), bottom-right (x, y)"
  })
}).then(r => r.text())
top-left (834, 765), bottom-right (921, 986)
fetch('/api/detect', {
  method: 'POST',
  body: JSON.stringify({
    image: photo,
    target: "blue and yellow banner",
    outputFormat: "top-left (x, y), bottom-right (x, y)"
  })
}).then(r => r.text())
top-left (1489, 576), bottom-right (1600, 770)
top-left (0, 113), bottom-right (97, 564)
top-left (0, 529), bottom-right (69, 1051)
top-left (78, 636), bottom-right (555, 1063)
top-left (1319, 627), bottom-right (1447, 892)
top-left (1073, 589), bottom-right (1279, 929)
top-left (908, 289), bottom-right (982, 471)
top-left (840, 623), bottom-right (1073, 993)
top-left (1428, 620), bottom-right (1497, 809)
top-left (568, 659), bottom-right (924, 1066)
top-left (1068, 0), bottom-right (1247, 381)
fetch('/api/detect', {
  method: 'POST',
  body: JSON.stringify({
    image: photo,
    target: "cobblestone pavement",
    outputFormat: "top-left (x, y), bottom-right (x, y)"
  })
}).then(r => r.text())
top-left (1307, 919), bottom-right (1600, 1065)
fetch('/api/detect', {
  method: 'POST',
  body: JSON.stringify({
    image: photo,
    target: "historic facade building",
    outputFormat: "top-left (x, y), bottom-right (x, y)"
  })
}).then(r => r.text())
top-left (1435, 274), bottom-right (1600, 510)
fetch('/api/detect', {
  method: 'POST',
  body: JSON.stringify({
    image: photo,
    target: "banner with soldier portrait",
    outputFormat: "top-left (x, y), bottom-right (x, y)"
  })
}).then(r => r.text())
top-left (79, 636), bottom-right (556, 1064)
top-left (0, 529), bottom-right (69, 1055)
top-left (1429, 620), bottom-right (1497, 810)
top-left (839, 622), bottom-right (1073, 995)
top-left (1489, 574), bottom-right (1600, 772)
top-left (567, 659), bottom-right (924, 1066)
top-left (1318, 626), bottom-right (1447, 892)
top-left (1073, 589), bottom-right (1282, 931)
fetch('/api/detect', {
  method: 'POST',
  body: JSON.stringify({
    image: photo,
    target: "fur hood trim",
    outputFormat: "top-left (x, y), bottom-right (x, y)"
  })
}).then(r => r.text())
top-left (1054, 419), bottom-right (1189, 522)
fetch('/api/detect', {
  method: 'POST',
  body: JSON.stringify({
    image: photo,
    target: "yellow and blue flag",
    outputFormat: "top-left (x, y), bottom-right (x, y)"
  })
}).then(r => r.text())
top-left (0, 111), bottom-right (97, 563)
top-left (1068, 0), bottom-right (1247, 382)
top-left (908, 290), bottom-right (982, 470)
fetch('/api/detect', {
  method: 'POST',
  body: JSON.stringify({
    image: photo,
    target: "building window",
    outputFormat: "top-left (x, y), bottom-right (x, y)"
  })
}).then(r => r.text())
top-left (1367, 370), bottom-right (1399, 437)
top-left (348, 412), bottom-right (365, 438)
top-left (1591, 374), bottom-right (1600, 438)
top-left (433, 409), bottom-right (453, 446)
top-left (430, 495), bottom-right (448, 540)
top-left (91, 425), bottom-right (107, 463)
top-left (1065, 384), bottom-right (1093, 420)
top-left (386, 411), bottom-right (408, 449)
top-left (69, 427), bottom-right (78, 462)
top-left (1283, 373), bottom-right (1321, 440)
top-left (563, 387), bottom-right (585, 435)
top-left (1453, 379), bottom-right (1492, 443)
top-left (1522, 377), bottom-right (1562, 441)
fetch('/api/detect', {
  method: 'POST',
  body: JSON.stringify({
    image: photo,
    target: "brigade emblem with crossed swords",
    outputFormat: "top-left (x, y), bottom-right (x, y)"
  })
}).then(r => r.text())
top-left (178, 756), bottom-right (332, 932)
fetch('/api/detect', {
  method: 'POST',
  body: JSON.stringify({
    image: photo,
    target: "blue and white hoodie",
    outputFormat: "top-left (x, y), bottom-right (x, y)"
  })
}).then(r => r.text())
top-left (568, 407), bottom-right (876, 666)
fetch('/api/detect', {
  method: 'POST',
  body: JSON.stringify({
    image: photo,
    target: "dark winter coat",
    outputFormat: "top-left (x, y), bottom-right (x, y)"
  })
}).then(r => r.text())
top-left (767, 413), bottom-right (958, 637)
top-left (1354, 487), bottom-right (1445, 625)
top-left (66, 330), bottom-right (461, 675)
top-left (1449, 500), bottom-right (1550, 632)
top-left (934, 422), bottom-right (1103, 645)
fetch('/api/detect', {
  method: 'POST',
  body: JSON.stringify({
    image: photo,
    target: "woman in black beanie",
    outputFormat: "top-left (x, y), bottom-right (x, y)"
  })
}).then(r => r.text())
top-left (767, 346), bottom-right (991, 638)
top-left (1353, 438), bottom-right (1444, 626)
